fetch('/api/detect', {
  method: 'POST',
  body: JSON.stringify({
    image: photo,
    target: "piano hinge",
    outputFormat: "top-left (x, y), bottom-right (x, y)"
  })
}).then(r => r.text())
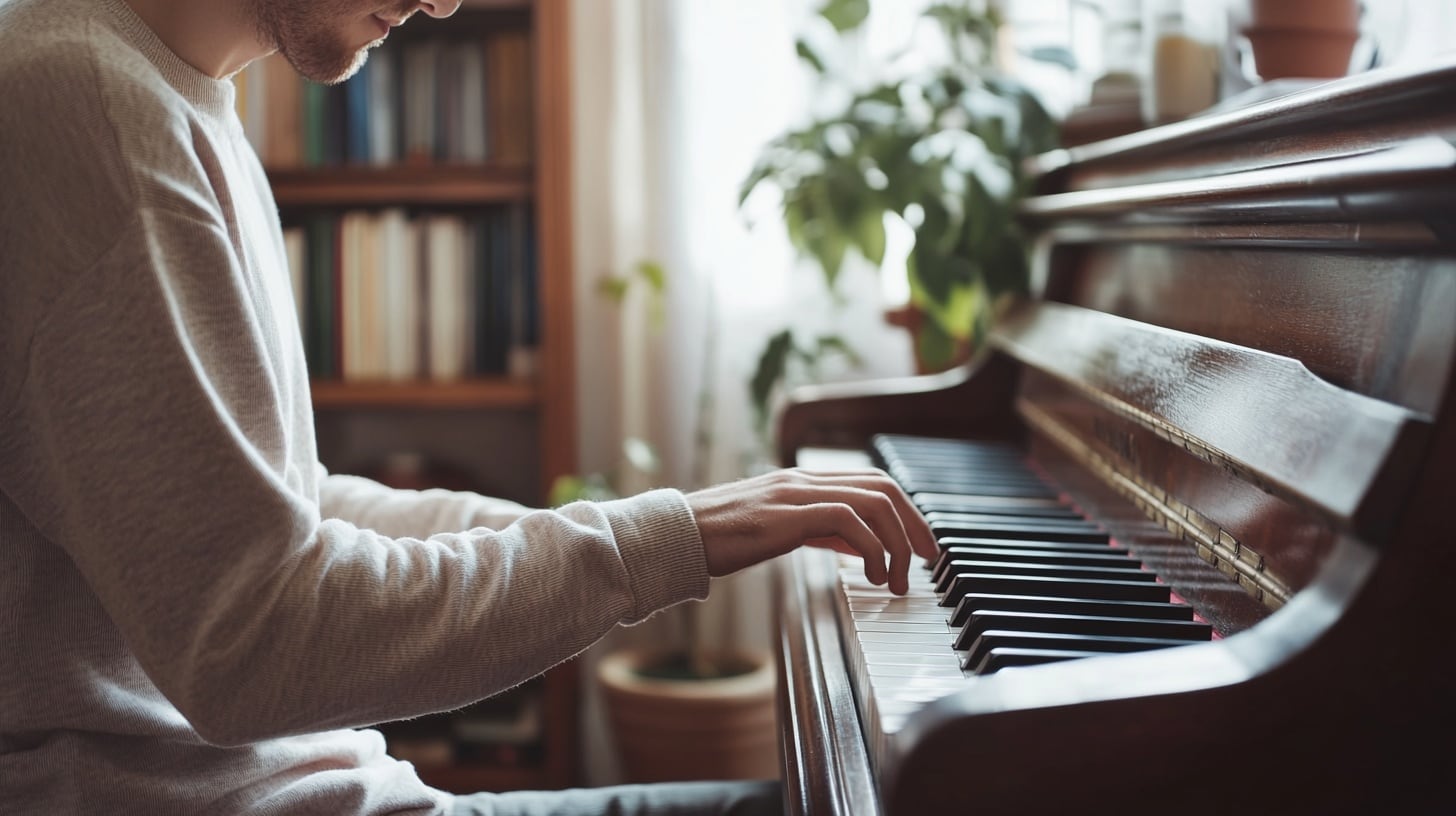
top-left (1019, 399), bottom-right (1292, 610)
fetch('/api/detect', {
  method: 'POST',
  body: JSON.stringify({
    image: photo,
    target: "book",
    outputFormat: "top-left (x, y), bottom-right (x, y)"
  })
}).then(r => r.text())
top-left (403, 41), bottom-right (440, 162)
top-left (233, 59), bottom-right (268, 155)
top-left (424, 215), bottom-right (469, 380)
top-left (458, 41), bottom-right (489, 163)
top-left (283, 226), bottom-right (307, 329)
top-left (304, 215), bottom-right (337, 377)
top-left (379, 208), bottom-right (420, 381)
top-left (302, 81), bottom-right (327, 167)
top-left (366, 47), bottom-right (399, 166)
top-left (263, 55), bottom-right (303, 167)
top-left (344, 59), bottom-right (373, 165)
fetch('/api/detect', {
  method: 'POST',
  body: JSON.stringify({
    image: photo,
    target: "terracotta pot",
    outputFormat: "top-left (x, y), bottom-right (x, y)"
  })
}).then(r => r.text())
top-left (883, 304), bottom-right (972, 375)
top-left (1242, 26), bottom-right (1359, 79)
top-left (597, 648), bottom-right (778, 783)
top-left (1247, 0), bottom-right (1360, 32)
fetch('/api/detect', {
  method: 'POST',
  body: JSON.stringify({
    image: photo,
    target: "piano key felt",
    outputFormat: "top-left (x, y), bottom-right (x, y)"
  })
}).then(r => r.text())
top-left (953, 610), bottom-right (1213, 650)
top-left (947, 593), bottom-right (1197, 627)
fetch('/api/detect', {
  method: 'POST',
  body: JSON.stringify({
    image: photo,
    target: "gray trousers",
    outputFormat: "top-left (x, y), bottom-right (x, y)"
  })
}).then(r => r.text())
top-left (448, 780), bottom-right (783, 816)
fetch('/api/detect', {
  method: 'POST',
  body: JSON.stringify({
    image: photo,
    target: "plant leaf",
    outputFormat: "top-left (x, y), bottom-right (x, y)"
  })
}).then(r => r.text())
top-left (855, 210), bottom-right (887, 267)
top-left (819, 0), bottom-right (870, 33)
top-left (635, 260), bottom-right (667, 293)
top-left (796, 38), bottom-right (828, 73)
top-left (597, 276), bottom-right (629, 302)
top-left (750, 329), bottom-right (795, 429)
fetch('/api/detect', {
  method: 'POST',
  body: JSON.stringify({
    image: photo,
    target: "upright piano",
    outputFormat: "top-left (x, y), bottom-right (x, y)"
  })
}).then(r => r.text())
top-left (773, 57), bottom-right (1456, 815)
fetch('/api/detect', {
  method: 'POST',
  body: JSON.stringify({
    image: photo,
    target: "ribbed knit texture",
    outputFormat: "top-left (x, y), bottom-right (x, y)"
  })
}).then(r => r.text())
top-left (0, 0), bottom-right (711, 813)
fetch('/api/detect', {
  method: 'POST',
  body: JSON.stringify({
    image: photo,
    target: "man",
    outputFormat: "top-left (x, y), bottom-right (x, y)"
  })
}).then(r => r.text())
top-left (0, 0), bottom-right (937, 813)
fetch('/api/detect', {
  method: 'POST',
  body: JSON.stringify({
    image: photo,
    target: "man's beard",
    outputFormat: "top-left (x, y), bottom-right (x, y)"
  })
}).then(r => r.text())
top-left (247, 0), bottom-right (377, 84)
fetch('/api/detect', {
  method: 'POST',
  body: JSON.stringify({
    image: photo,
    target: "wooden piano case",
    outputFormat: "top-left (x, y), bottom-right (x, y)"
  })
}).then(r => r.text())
top-left (774, 56), bottom-right (1456, 815)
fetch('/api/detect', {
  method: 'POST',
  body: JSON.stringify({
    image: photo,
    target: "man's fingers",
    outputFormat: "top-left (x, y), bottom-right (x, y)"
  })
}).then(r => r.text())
top-left (800, 503), bottom-right (889, 586)
top-left (789, 470), bottom-right (937, 564)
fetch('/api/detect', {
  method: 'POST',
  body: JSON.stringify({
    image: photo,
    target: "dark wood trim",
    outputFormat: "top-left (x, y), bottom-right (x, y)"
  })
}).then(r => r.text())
top-left (1029, 54), bottom-right (1456, 181)
top-left (310, 378), bottom-right (538, 409)
top-left (268, 165), bottom-right (534, 207)
top-left (774, 552), bottom-right (881, 816)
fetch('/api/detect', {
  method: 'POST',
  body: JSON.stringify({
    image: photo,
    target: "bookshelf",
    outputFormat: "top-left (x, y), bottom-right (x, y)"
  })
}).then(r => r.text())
top-left (239, 0), bottom-right (580, 794)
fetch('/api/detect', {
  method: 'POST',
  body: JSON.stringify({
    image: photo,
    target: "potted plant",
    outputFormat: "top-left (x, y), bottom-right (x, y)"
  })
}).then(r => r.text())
top-left (553, 261), bottom-right (780, 784)
top-left (740, 0), bottom-right (1057, 425)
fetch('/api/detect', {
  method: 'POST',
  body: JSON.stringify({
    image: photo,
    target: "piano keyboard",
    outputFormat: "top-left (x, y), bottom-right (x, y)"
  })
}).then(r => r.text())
top-left (828, 435), bottom-right (1214, 755)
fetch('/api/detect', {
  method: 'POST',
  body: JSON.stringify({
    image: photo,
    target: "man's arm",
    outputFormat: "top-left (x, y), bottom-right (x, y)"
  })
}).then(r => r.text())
top-left (316, 464), bottom-right (533, 536)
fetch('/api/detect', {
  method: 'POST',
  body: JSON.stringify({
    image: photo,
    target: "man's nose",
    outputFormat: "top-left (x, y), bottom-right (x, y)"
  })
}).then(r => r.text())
top-left (417, 0), bottom-right (461, 19)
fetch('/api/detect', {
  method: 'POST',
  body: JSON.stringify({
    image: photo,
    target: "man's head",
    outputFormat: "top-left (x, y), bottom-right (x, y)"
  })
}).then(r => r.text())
top-left (249, 0), bottom-right (460, 84)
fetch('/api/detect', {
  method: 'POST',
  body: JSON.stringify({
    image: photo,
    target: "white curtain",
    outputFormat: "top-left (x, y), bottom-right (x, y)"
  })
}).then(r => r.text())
top-left (569, 0), bottom-right (919, 785)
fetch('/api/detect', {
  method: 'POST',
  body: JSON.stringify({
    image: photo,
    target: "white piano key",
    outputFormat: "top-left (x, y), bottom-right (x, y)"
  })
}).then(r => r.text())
top-left (849, 611), bottom-right (954, 624)
top-left (859, 641), bottom-right (957, 655)
top-left (857, 632), bottom-right (952, 644)
top-left (853, 620), bottom-right (955, 633)
top-left (860, 651), bottom-right (961, 668)
top-left (866, 663), bottom-right (965, 679)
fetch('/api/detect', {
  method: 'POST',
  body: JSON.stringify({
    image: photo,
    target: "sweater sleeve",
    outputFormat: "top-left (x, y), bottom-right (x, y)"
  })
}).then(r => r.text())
top-left (317, 465), bottom-right (536, 535)
top-left (9, 208), bottom-right (711, 748)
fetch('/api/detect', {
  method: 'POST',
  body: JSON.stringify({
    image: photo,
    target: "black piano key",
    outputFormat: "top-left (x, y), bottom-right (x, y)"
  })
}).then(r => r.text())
top-left (947, 593), bottom-right (1197, 627)
top-left (904, 482), bottom-right (1057, 498)
top-left (930, 518), bottom-right (1110, 544)
top-left (931, 547), bottom-right (1141, 584)
top-left (933, 561), bottom-right (1156, 594)
top-left (961, 630), bottom-right (1194, 671)
top-left (892, 467), bottom-right (1045, 486)
top-left (924, 512), bottom-right (1101, 531)
top-left (936, 537), bottom-right (1120, 555)
top-left (912, 493), bottom-right (1072, 516)
top-left (940, 574), bottom-right (1172, 607)
top-left (972, 647), bottom-right (1113, 674)
top-left (953, 610), bottom-right (1213, 650)
top-left (914, 501), bottom-right (1081, 520)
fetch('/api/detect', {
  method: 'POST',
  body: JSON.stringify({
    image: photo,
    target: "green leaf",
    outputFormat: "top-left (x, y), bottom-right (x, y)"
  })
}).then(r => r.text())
top-left (750, 329), bottom-right (795, 429)
top-left (915, 317), bottom-right (957, 372)
top-left (635, 260), bottom-right (667, 293)
top-left (796, 38), bottom-right (828, 74)
top-left (854, 210), bottom-right (887, 267)
top-left (814, 334), bottom-right (863, 367)
top-left (819, 0), bottom-right (870, 32)
top-left (597, 276), bottom-right (629, 302)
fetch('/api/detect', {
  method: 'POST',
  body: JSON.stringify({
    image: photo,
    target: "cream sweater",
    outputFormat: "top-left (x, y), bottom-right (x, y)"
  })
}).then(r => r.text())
top-left (0, 0), bottom-right (711, 813)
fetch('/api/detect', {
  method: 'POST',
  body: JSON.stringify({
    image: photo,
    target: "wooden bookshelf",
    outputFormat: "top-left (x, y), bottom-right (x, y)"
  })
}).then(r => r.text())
top-left (254, 0), bottom-right (580, 794)
top-left (310, 378), bottom-right (538, 409)
top-left (270, 165), bottom-right (533, 206)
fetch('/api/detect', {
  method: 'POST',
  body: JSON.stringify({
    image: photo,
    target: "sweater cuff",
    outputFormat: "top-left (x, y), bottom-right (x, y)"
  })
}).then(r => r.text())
top-left (597, 488), bottom-right (709, 623)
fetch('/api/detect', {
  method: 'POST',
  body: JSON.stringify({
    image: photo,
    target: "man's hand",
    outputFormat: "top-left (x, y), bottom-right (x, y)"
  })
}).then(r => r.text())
top-left (685, 468), bottom-right (938, 595)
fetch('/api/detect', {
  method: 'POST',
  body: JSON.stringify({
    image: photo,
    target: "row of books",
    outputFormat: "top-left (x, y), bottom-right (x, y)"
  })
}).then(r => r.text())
top-left (283, 204), bottom-right (538, 383)
top-left (235, 29), bottom-right (534, 168)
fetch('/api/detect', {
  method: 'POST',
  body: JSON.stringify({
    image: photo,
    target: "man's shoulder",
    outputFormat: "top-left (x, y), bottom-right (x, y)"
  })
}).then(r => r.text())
top-left (0, 0), bottom-right (188, 133)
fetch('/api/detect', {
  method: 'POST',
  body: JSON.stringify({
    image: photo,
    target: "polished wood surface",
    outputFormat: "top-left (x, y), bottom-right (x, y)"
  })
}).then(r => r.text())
top-left (774, 56), bottom-right (1456, 815)
top-left (269, 165), bottom-right (533, 207)
top-left (309, 378), bottom-right (538, 410)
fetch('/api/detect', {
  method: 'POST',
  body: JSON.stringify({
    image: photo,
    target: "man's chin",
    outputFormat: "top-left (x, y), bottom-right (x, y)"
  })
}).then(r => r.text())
top-left (282, 39), bottom-right (373, 85)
